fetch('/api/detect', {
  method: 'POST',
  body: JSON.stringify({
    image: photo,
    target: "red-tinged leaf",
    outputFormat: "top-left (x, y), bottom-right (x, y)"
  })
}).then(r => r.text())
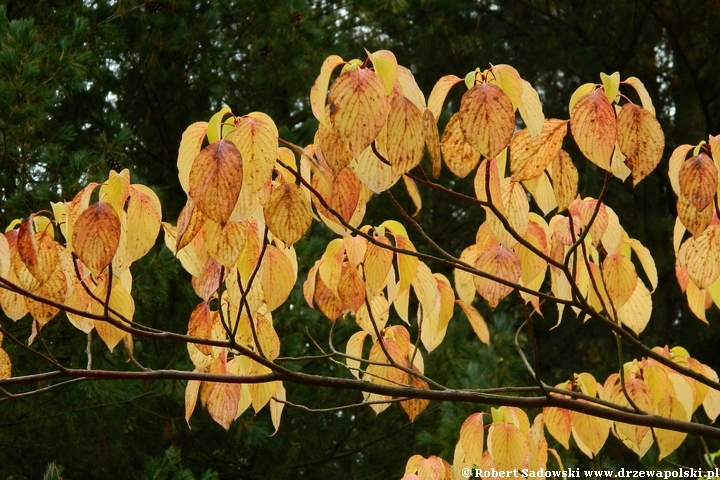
top-left (677, 194), bottom-right (712, 237)
top-left (679, 153), bottom-right (718, 212)
top-left (329, 167), bottom-right (362, 223)
top-left (602, 253), bottom-right (638, 309)
top-left (261, 245), bottom-right (296, 312)
top-left (551, 150), bottom-right (579, 212)
top-left (510, 119), bottom-right (568, 181)
top-left (0, 348), bottom-right (10, 379)
top-left (228, 113), bottom-right (278, 196)
top-left (176, 199), bottom-right (206, 252)
top-left (17, 219), bottom-right (58, 285)
top-left (207, 382), bottom-right (241, 431)
top-left (124, 184), bottom-right (161, 264)
top-left (422, 109), bottom-right (442, 178)
top-left (192, 257), bottom-right (222, 301)
top-left (187, 302), bottom-right (215, 355)
top-left (456, 299), bottom-right (489, 345)
top-left (72, 202), bottom-right (121, 276)
top-left (386, 93), bottom-right (424, 176)
top-left (25, 255), bottom-right (69, 326)
top-left (459, 83), bottom-right (515, 159)
top-left (473, 246), bottom-right (521, 308)
top-left (265, 182), bottom-right (312, 246)
top-left (364, 236), bottom-right (394, 297)
top-left (459, 412), bottom-right (484, 467)
top-left (328, 68), bottom-right (388, 155)
top-left (570, 89), bottom-right (616, 171)
top-left (488, 422), bottom-right (528, 471)
top-left (337, 264), bottom-right (366, 312)
top-left (315, 123), bottom-right (353, 175)
top-left (342, 235), bottom-right (367, 268)
top-left (685, 225), bottom-right (720, 289)
top-left (185, 379), bottom-right (200, 426)
top-left (401, 375), bottom-right (430, 422)
top-left (440, 112), bottom-right (481, 178)
top-left (310, 55), bottom-right (345, 128)
top-left (616, 102), bottom-right (665, 185)
top-left (188, 140), bottom-right (243, 225)
top-left (427, 75), bottom-right (462, 121)
top-left (177, 122), bottom-right (208, 193)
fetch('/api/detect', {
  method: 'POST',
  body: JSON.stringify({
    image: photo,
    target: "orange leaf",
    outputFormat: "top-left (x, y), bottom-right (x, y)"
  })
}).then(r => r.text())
top-left (459, 412), bottom-right (484, 467)
top-left (17, 219), bottom-right (58, 285)
top-left (677, 194), bottom-right (712, 237)
top-left (570, 89), bottom-right (616, 171)
top-left (685, 225), bottom-right (720, 289)
top-left (679, 153), bottom-right (718, 212)
top-left (543, 405), bottom-right (572, 449)
top-left (401, 375), bottom-right (430, 422)
top-left (72, 202), bottom-right (121, 276)
top-left (364, 236), bottom-right (394, 297)
top-left (188, 140), bottom-right (243, 225)
top-left (228, 113), bottom-right (277, 196)
top-left (426, 75), bottom-right (462, 121)
top-left (265, 182), bottom-right (313, 246)
top-left (328, 68), bottom-right (388, 155)
top-left (510, 119), bottom-right (568, 181)
top-left (315, 123), bottom-right (353, 175)
top-left (207, 382), bottom-right (241, 430)
top-left (459, 83), bottom-right (515, 159)
top-left (551, 150), bottom-right (579, 212)
top-left (616, 102), bottom-right (665, 186)
top-left (473, 246), bottom-right (521, 308)
top-left (488, 422), bottom-right (528, 471)
top-left (202, 219), bottom-right (248, 268)
top-left (422, 109), bottom-right (442, 178)
top-left (187, 302), bottom-right (215, 355)
top-left (337, 264), bottom-right (366, 313)
top-left (602, 252), bottom-right (638, 309)
top-left (261, 245), bottom-right (296, 311)
top-left (440, 112), bottom-right (481, 178)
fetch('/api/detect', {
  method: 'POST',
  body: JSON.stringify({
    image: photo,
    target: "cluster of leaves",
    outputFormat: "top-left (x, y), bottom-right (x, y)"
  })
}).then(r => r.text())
top-left (2, 47), bottom-right (720, 478)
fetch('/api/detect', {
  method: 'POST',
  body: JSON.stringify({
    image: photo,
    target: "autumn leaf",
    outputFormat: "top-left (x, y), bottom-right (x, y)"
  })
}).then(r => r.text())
top-left (310, 55), bottom-right (345, 128)
top-left (426, 75), bottom-right (462, 121)
top-left (188, 140), bottom-right (243, 225)
top-left (440, 112), bottom-right (481, 178)
top-left (570, 89), bottom-right (616, 171)
top-left (510, 119), bottom-right (568, 181)
top-left (551, 150), bottom-right (579, 212)
top-left (72, 202), bottom-right (122, 276)
top-left (459, 83), bottom-right (515, 159)
top-left (265, 182), bottom-right (313, 246)
top-left (488, 421), bottom-right (528, 471)
top-left (602, 253), bottom-right (638, 310)
top-left (177, 122), bottom-right (208, 193)
top-left (473, 246), bottom-right (521, 308)
top-left (17, 218), bottom-right (58, 285)
top-left (616, 102), bottom-right (665, 185)
top-left (125, 184), bottom-right (162, 264)
top-left (386, 93), bottom-right (424, 176)
top-left (678, 153), bottom-right (718, 212)
top-left (328, 68), bottom-right (388, 155)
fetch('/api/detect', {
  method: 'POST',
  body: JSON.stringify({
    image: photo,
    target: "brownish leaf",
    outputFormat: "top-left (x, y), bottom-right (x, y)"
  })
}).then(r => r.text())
top-left (440, 112), bottom-right (481, 178)
top-left (570, 89), bottom-right (616, 171)
top-left (616, 102), bottom-right (665, 185)
top-left (551, 150), bottom-right (578, 212)
top-left (679, 153), bottom-right (718, 212)
top-left (459, 83), bottom-right (515, 159)
top-left (188, 140), bottom-right (243, 225)
top-left (72, 202), bottom-right (121, 276)
top-left (510, 119), bottom-right (568, 181)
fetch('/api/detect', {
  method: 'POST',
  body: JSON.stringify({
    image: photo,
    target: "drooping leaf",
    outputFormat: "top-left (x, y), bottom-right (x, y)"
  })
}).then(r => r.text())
top-left (72, 202), bottom-right (122, 276)
top-left (552, 150), bottom-right (579, 212)
top-left (678, 153), bottom-right (718, 212)
top-left (616, 102), bottom-right (665, 185)
top-left (459, 83), bottom-right (515, 159)
top-left (440, 112), bottom-right (481, 178)
top-left (427, 75), bottom-right (462, 121)
top-left (188, 140), bottom-right (243, 225)
top-left (265, 182), bottom-right (313, 246)
top-left (510, 119), bottom-right (568, 181)
top-left (310, 55), bottom-right (345, 128)
top-left (473, 246), bottom-right (521, 308)
top-left (570, 89), bottom-right (616, 171)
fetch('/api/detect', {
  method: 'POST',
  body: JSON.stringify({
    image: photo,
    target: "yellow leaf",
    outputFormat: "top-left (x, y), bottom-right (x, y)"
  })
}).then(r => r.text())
top-left (16, 219), bottom-right (58, 285)
top-left (551, 150), bottom-right (579, 212)
top-left (684, 225), bottom-right (720, 289)
top-left (124, 184), bottom-right (162, 264)
top-left (261, 245), bottom-right (296, 312)
top-left (401, 375), bottom-right (430, 422)
top-left (570, 89), bottom-right (616, 171)
top-left (602, 252), bottom-right (638, 310)
top-left (568, 83), bottom-right (596, 113)
top-left (310, 54), bottom-right (345, 128)
top-left (345, 330), bottom-right (368, 378)
top-left (473, 245), bottom-right (521, 308)
top-left (90, 279), bottom-right (135, 352)
top-left (459, 83), bottom-right (515, 158)
top-left (177, 122), bottom-right (208, 193)
top-left (623, 77), bottom-right (656, 116)
top-left (677, 195), bottom-right (712, 237)
top-left (616, 102), bottom-right (665, 186)
top-left (517, 219), bottom-right (548, 285)
top-left (0, 348), bottom-right (11, 379)
top-left (685, 280), bottom-right (708, 323)
top-left (188, 140), bottom-right (243, 225)
top-left (422, 109), bottom-right (442, 178)
top-left (655, 393), bottom-right (689, 460)
top-left (176, 199), bottom-right (205, 252)
top-left (617, 280), bottom-right (652, 336)
top-left (269, 382), bottom-right (286, 435)
top-left (265, 182), bottom-right (313, 246)
top-left (364, 236), bottom-right (394, 297)
top-left (456, 299), bottom-right (489, 345)
top-left (185, 379), bottom-right (200, 427)
top-left (440, 113), bottom-right (481, 178)
top-left (510, 119), bottom-right (568, 181)
top-left (349, 132), bottom-right (398, 193)
top-left (488, 422), bottom-right (528, 471)
top-left (72, 202), bottom-right (121, 276)
top-left (396, 66), bottom-right (426, 111)
top-left (337, 264), bottom-right (366, 313)
top-left (202, 219), bottom-right (248, 268)
top-left (518, 79), bottom-right (545, 140)
top-left (412, 262), bottom-right (438, 317)
top-left (228, 113), bottom-right (278, 195)
top-left (426, 75), bottom-right (462, 121)
top-left (367, 49), bottom-right (397, 94)
top-left (679, 153), bottom-right (718, 212)
top-left (571, 407), bottom-right (610, 457)
top-left (626, 238), bottom-right (658, 291)
top-left (328, 68), bottom-right (388, 155)
top-left (459, 412), bottom-right (484, 467)
top-left (207, 106), bottom-right (233, 144)
top-left (315, 123), bottom-right (353, 175)
top-left (543, 404), bottom-right (572, 449)
top-left (386, 93), bottom-right (425, 176)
